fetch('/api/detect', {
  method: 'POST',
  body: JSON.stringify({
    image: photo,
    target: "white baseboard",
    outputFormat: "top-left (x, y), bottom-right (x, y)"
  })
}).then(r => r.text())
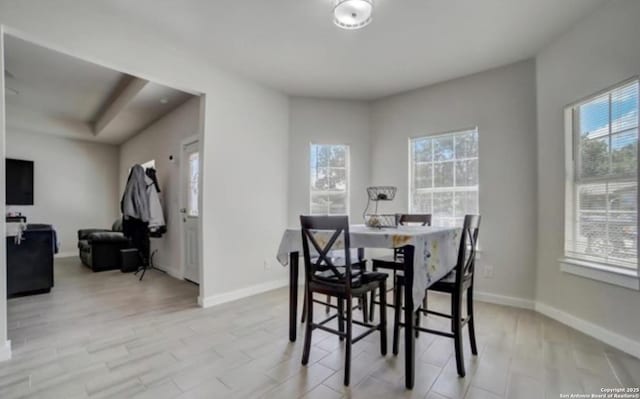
top-left (198, 278), bottom-right (289, 308)
top-left (54, 251), bottom-right (76, 259)
top-left (164, 268), bottom-right (184, 281)
top-left (469, 292), bottom-right (639, 359)
top-left (0, 341), bottom-right (11, 362)
top-left (474, 291), bottom-right (535, 310)
top-left (535, 301), bottom-right (640, 359)
top-left (153, 265), bottom-right (184, 281)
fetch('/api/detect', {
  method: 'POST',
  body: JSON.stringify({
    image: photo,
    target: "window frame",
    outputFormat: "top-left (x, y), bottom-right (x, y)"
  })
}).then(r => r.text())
top-left (408, 127), bottom-right (480, 227)
top-left (309, 142), bottom-right (351, 216)
top-left (561, 77), bottom-right (640, 290)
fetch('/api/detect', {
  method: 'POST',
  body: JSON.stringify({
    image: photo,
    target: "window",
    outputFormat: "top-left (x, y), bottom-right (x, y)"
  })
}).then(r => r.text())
top-left (565, 79), bottom-right (639, 273)
top-left (410, 128), bottom-right (479, 227)
top-left (187, 151), bottom-right (199, 217)
top-left (310, 144), bottom-right (349, 215)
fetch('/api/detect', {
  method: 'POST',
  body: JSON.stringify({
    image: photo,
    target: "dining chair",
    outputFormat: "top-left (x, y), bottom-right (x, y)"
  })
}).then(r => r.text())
top-left (300, 215), bottom-right (388, 386)
top-left (300, 247), bottom-right (369, 323)
top-left (392, 214), bottom-right (481, 377)
top-left (368, 214), bottom-right (431, 323)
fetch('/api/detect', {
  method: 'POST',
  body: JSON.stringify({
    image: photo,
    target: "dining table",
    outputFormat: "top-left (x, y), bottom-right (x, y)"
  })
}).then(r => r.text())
top-left (276, 224), bottom-right (460, 389)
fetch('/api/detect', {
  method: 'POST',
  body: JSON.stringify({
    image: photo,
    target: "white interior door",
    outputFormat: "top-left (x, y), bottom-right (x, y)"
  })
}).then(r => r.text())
top-left (181, 139), bottom-right (200, 283)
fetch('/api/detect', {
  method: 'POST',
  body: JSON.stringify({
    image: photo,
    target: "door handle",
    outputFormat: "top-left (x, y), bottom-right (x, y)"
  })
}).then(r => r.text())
top-left (179, 208), bottom-right (187, 214)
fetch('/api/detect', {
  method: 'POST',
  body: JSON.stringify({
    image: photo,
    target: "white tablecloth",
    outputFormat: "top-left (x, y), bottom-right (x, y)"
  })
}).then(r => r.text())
top-left (277, 224), bottom-right (459, 310)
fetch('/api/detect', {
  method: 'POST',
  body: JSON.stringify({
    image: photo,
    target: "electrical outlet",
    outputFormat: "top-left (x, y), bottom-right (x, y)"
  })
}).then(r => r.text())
top-left (263, 260), bottom-right (272, 270)
top-left (483, 264), bottom-right (494, 278)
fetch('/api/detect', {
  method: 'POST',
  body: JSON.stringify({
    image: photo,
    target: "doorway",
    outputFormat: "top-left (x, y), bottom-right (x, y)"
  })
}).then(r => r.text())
top-left (1, 32), bottom-right (208, 357)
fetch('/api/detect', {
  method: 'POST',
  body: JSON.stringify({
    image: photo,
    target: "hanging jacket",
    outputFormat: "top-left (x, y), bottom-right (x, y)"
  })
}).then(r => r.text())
top-left (146, 174), bottom-right (166, 231)
top-left (146, 167), bottom-right (161, 193)
top-left (121, 165), bottom-right (150, 222)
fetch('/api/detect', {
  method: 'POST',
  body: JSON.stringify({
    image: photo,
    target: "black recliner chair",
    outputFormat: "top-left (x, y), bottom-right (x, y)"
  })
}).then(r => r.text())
top-left (78, 219), bottom-right (131, 272)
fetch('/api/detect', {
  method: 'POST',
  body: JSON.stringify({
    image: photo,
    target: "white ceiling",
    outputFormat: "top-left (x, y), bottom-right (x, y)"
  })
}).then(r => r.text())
top-left (104, 0), bottom-right (606, 99)
top-left (98, 81), bottom-right (195, 144)
top-left (4, 35), bottom-right (193, 144)
top-left (4, 35), bottom-right (122, 122)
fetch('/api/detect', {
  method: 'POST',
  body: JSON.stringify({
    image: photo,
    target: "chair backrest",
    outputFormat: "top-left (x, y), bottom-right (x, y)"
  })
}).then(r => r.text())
top-left (396, 214), bottom-right (432, 226)
top-left (454, 215), bottom-right (481, 287)
top-left (393, 214), bottom-right (431, 259)
top-left (300, 215), bottom-right (354, 289)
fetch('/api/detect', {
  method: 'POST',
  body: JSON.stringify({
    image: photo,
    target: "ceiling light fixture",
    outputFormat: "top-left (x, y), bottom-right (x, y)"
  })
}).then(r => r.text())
top-left (333, 0), bottom-right (373, 30)
top-left (159, 98), bottom-right (169, 104)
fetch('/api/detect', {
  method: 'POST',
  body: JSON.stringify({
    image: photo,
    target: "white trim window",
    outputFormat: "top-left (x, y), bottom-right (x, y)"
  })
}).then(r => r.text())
top-left (310, 143), bottom-right (349, 215)
top-left (564, 79), bottom-right (639, 279)
top-left (409, 128), bottom-right (479, 227)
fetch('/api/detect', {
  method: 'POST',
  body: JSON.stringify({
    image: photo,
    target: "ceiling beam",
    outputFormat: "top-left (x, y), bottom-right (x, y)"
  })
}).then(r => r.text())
top-left (92, 76), bottom-right (148, 135)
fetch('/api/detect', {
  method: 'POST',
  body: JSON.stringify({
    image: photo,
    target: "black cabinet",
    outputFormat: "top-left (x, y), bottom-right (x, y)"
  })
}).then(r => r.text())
top-left (7, 226), bottom-right (55, 297)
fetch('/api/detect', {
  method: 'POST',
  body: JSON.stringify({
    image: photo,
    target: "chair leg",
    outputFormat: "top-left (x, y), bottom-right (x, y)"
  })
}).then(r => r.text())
top-left (392, 269), bottom-right (397, 306)
top-left (452, 293), bottom-right (465, 377)
top-left (344, 297), bottom-right (353, 386)
top-left (416, 295), bottom-right (427, 338)
top-left (379, 281), bottom-right (387, 356)
top-left (362, 293), bottom-right (369, 323)
top-left (392, 281), bottom-right (402, 356)
top-left (415, 302), bottom-right (421, 338)
top-left (369, 264), bottom-right (377, 322)
top-left (467, 287), bottom-right (478, 356)
top-left (369, 290), bottom-right (376, 323)
top-left (325, 295), bottom-right (331, 314)
top-left (338, 298), bottom-right (345, 342)
top-left (301, 287), bottom-right (307, 323)
top-left (301, 289), bottom-right (313, 365)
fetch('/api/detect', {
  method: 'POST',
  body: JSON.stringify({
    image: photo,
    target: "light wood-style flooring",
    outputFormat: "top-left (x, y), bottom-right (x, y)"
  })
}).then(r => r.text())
top-left (1, 257), bottom-right (639, 398)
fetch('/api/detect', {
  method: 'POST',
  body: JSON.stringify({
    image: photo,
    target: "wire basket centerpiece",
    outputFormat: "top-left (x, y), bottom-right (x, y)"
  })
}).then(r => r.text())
top-left (363, 186), bottom-right (398, 228)
top-left (366, 186), bottom-right (397, 202)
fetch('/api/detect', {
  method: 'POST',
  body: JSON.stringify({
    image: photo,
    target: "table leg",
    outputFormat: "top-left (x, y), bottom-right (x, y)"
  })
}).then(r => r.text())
top-left (403, 246), bottom-right (415, 389)
top-left (289, 251), bottom-right (299, 342)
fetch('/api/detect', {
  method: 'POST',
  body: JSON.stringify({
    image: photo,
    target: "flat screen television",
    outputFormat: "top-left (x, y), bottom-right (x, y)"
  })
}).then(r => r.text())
top-left (6, 158), bottom-right (34, 205)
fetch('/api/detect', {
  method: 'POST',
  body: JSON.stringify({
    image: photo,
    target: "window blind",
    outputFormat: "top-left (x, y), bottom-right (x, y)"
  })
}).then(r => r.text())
top-left (410, 129), bottom-right (479, 227)
top-left (566, 80), bottom-right (639, 269)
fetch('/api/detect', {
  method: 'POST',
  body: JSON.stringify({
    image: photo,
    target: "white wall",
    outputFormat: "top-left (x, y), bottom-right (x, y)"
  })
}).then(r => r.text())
top-left (0, 1), bottom-right (290, 349)
top-left (370, 60), bottom-right (539, 302)
top-left (0, 29), bottom-right (8, 359)
top-left (536, 0), bottom-right (640, 343)
top-left (6, 130), bottom-right (119, 255)
top-left (288, 97), bottom-right (371, 225)
top-left (206, 86), bottom-right (289, 294)
top-left (119, 97), bottom-right (199, 278)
